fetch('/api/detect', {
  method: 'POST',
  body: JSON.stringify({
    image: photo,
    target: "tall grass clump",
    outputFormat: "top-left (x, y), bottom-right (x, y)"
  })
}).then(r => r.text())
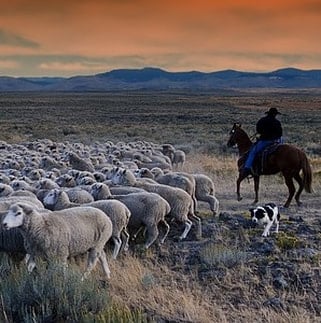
top-left (0, 264), bottom-right (110, 322)
top-left (200, 243), bottom-right (249, 268)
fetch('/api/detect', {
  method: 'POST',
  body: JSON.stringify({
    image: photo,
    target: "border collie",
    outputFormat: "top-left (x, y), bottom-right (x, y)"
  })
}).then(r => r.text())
top-left (249, 203), bottom-right (280, 237)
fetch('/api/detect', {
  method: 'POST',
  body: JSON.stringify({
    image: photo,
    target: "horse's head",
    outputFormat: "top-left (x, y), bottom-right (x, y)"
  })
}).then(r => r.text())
top-left (227, 123), bottom-right (242, 148)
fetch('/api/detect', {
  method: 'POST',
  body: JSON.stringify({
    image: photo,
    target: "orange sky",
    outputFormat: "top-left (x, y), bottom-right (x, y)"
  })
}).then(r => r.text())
top-left (1, 0), bottom-right (321, 76)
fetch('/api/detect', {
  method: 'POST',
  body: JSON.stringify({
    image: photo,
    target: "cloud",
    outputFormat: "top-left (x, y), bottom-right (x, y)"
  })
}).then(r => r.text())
top-left (39, 61), bottom-right (108, 72)
top-left (0, 59), bottom-right (19, 69)
top-left (0, 29), bottom-right (39, 48)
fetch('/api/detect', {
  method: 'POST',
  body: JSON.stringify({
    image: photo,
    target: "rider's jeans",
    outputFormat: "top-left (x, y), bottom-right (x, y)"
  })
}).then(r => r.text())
top-left (244, 138), bottom-right (282, 169)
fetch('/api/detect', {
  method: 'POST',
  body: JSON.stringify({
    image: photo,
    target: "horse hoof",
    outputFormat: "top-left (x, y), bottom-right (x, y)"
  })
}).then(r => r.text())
top-left (296, 201), bottom-right (303, 207)
top-left (252, 201), bottom-right (258, 205)
top-left (237, 197), bottom-right (243, 201)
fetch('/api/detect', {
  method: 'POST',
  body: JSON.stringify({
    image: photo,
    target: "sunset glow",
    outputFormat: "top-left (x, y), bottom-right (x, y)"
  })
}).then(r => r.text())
top-left (1, 0), bottom-right (321, 76)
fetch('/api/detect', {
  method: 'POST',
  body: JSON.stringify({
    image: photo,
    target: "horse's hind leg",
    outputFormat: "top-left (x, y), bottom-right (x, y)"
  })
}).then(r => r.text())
top-left (253, 176), bottom-right (260, 204)
top-left (293, 173), bottom-right (304, 206)
top-left (283, 174), bottom-right (296, 208)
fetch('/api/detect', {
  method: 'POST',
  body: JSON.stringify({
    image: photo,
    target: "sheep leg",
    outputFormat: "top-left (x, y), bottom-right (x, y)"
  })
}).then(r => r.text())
top-left (132, 226), bottom-right (144, 240)
top-left (26, 254), bottom-right (37, 273)
top-left (179, 219), bottom-right (192, 240)
top-left (144, 225), bottom-right (159, 249)
top-left (121, 228), bottom-right (130, 252)
top-left (83, 248), bottom-right (98, 279)
top-left (98, 251), bottom-right (111, 280)
top-left (112, 236), bottom-right (122, 260)
top-left (190, 213), bottom-right (202, 239)
top-left (208, 195), bottom-right (220, 215)
top-left (160, 219), bottom-right (170, 244)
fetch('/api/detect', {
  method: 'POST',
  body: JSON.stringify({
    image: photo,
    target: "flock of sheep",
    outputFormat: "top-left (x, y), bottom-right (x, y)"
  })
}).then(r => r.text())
top-left (0, 139), bottom-right (219, 279)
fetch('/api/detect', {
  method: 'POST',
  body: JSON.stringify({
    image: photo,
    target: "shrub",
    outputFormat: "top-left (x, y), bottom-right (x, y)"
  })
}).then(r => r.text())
top-left (200, 243), bottom-right (249, 268)
top-left (276, 232), bottom-right (302, 250)
top-left (0, 264), bottom-right (110, 322)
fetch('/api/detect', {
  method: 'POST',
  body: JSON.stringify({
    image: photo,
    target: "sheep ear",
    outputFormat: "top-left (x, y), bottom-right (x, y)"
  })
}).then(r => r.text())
top-left (19, 203), bottom-right (33, 215)
top-left (122, 169), bottom-right (127, 175)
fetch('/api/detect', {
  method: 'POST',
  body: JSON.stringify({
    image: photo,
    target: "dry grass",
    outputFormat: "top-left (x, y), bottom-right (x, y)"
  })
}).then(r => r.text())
top-left (108, 253), bottom-right (225, 323)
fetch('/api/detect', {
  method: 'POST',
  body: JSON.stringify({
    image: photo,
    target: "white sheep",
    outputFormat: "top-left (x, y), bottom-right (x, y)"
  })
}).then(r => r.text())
top-left (112, 169), bottom-right (201, 240)
top-left (43, 189), bottom-right (79, 210)
top-left (0, 197), bottom-right (45, 262)
top-left (0, 183), bottom-right (14, 197)
top-left (83, 200), bottom-right (131, 259)
top-left (65, 152), bottom-right (95, 172)
top-left (111, 192), bottom-right (171, 248)
top-left (90, 182), bottom-right (112, 200)
top-left (109, 186), bottom-right (145, 195)
top-left (2, 202), bottom-right (113, 279)
top-left (193, 174), bottom-right (219, 215)
top-left (172, 149), bottom-right (186, 169)
top-left (150, 167), bottom-right (197, 213)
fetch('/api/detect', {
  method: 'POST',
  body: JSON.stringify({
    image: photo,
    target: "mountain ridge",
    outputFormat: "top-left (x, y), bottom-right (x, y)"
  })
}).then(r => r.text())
top-left (1, 67), bottom-right (321, 91)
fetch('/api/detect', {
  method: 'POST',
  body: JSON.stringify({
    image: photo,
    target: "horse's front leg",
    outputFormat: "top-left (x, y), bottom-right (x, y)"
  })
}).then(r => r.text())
top-left (253, 175), bottom-right (260, 204)
top-left (236, 175), bottom-right (243, 201)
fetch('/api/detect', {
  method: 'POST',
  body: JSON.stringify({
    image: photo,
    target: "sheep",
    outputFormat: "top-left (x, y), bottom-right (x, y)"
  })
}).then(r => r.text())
top-left (134, 167), bottom-right (154, 179)
top-left (134, 159), bottom-right (172, 171)
top-left (150, 167), bottom-right (197, 213)
top-left (55, 174), bottom-right (77, 187)
top-left (112, 169), bottom-right (201, 240)
top-left (0, 195), bottom-right (44, 212)
top-left (65, 187), bottom-right (94, 204)
top-left (83, 200), bottom-right (131, 259)
top-left (28, 169), bottom-right (45, 181)
top-left (0, 197), bottom-right (45, 262)
top-left (90, 182), bottom-right (112, 201)
top-left (109, 186), bottom-right (146, 195)
top-left (10, 179), bottom-right (35, 193)
top-left (172, 150), bottom-right (186, 169)
top-left (2, 202), bottom-right (113, 279)
top-left (43, 189), bottom-right (79, 210)
top-left (193, 174), bottom-right (219, 215)
top-left (65, 152), bottom-right (95, 172)
top-left (0, 173), bottom-right (11, 184)
top-left (111, 192), bottom-right (171, 249)
top-left (40, 156), bottom-right (63, 170)
top-left (162, 145), bottom-right (185, 169)
top-left (35, 178), bottom-right (59, 190)
top-left (0, 183), bottom-right (14, 197)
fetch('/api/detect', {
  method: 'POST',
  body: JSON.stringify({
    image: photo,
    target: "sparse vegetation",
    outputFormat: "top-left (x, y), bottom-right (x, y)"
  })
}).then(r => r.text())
top-left (0, 90), bottom-right (320, 322)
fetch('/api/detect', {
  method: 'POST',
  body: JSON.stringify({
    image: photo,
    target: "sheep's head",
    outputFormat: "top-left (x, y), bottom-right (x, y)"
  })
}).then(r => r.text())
top-left (2, 203), bottom-right (32, 229)
top-left (43, 189), bottom-right (61, 209)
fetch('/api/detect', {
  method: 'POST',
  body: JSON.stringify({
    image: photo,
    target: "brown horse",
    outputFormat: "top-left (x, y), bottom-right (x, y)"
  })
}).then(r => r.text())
top-left (227, 123), bottom-right (312, 207)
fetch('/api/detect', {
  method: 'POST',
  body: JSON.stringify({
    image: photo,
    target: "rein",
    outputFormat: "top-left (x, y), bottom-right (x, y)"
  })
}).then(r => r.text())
top-left (249, 133), bottom-right (258, 142)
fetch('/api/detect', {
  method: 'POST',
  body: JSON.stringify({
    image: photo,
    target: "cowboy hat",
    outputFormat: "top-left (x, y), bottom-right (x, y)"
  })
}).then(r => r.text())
top-left (265, 107), bottom-right (282, 115)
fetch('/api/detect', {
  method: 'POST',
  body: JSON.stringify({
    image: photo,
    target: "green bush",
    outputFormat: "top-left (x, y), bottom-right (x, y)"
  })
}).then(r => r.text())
top-left (0, 264), bottom-right (110, 322)
top-left (276, 232), bottom-right (302, 250)
top-left (200, 243), bottom-right (249, 268)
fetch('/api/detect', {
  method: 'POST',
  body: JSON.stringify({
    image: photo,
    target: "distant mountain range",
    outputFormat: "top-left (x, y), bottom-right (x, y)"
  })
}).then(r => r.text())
top-left (1, 67), bottom-right (321, 91)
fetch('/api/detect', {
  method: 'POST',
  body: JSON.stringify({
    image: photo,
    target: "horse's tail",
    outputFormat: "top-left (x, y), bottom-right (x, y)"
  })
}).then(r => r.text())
top-left (301, 152), bottom-right (312, 193)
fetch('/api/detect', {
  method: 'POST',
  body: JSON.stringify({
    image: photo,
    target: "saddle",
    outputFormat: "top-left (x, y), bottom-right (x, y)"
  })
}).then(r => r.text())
top-left (239, 143), bottom-right (280, 176)
top-left (253, 143), bottom-right (280, 175)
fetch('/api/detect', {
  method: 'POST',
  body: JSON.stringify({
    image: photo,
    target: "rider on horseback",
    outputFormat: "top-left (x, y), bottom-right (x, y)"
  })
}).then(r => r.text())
top-left (241, 107), bottom-right (283, 178)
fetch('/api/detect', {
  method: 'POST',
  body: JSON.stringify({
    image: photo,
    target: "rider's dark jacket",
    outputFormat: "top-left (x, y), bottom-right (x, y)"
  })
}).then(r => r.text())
top-left (256, 115), bottom-right (283, 141)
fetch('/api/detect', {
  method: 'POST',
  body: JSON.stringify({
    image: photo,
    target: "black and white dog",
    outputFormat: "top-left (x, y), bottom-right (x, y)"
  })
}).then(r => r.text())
top-left (249, 203), bottom-right (280, 237)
